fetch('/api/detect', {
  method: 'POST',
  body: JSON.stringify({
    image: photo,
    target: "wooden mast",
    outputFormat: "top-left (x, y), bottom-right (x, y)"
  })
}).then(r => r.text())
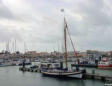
top-left (61, 9), bottom-right (68, 68)
top-left (64, 17), bottom-right (68, 68)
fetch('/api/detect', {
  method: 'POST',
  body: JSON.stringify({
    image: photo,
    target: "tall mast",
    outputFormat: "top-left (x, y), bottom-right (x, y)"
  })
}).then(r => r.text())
top-left (64, 18), bottom-right (68, 68)
top-left (61, 9), bottom-right (79, 66)
top-left (61, 9), bottom-right (68, 68)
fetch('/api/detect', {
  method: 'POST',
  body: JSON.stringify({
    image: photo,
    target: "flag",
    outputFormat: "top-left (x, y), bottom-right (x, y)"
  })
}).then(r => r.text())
top-left (61, 9), bottom-right (64, 12)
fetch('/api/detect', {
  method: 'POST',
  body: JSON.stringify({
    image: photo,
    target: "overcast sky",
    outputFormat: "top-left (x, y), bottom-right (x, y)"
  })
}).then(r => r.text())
top-left (0, 0), bottom-right (112, 53)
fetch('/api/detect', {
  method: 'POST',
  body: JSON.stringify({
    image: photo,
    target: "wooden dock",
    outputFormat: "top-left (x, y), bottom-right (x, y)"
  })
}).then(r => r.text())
top-left (19, 67), bottom-right (41, 73)
top-left (85, 72), bottom-right (112, 81)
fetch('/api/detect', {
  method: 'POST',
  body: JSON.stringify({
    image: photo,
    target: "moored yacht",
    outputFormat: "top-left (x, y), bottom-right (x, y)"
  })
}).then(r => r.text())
top-left (41, 9), bottom-right (85, 79)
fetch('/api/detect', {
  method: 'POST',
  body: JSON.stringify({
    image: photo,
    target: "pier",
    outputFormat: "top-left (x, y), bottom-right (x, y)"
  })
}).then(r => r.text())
top-left (86, 73), bottom-right (112, 81)
top-left (84, 69), bottom-right (112, 82)
top-left (19, 66), bottom-right (41, 73)
top-left (85, 73), bottom-right (112, 81)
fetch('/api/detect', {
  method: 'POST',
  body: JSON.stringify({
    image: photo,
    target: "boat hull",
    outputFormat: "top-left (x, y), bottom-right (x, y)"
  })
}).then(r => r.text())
top-left (98, 58), bottom-right (112, 68)
top-left (41, 71), bottom-right (83, 79)
top-left (98, 65), bottom-right (112, 68)
top-left (67, 74), bottom-right (82, 78)
top-left (98, 62), bottom-right (112, 68)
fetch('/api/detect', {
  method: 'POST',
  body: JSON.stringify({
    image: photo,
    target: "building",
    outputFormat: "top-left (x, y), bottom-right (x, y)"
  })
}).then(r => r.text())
top-left (86, 50), bottom-right (107, 60)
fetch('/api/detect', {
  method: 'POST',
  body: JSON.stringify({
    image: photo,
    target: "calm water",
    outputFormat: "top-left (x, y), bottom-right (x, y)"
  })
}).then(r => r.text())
top-left (0, 66), bottom-right (107, 86)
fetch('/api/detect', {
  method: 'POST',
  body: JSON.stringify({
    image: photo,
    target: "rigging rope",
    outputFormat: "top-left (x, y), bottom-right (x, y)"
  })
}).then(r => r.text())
top-left (64, 19), bottom-right (78, 59)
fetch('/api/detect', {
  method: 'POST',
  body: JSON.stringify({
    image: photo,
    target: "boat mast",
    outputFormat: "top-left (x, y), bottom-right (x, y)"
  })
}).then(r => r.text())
top-left (64, 18), bottom-right (68, 68)
top-left (61, 9), bottom-right (68, 68)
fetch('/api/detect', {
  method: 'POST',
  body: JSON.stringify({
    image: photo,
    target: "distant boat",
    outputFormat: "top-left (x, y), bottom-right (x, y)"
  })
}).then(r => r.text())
top-left (0, 61), bottom-right (12, 67)
top-left (41, 10), bottom-right (85, 79)
top-left (98, 57), bottom-right (112, 68)
top-left (104, 80), bottom-right (112, 86)
top-left (18, 59), bottom-right (31, 66)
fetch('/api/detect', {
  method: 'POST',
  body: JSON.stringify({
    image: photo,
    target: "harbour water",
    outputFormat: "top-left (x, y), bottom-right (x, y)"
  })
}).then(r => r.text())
top-left (0, 66), bottom-right (111, 86)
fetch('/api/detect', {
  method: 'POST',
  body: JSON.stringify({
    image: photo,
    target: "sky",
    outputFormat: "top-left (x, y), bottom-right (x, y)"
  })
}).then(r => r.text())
top-left (0, 0), bottom-right (112, 53)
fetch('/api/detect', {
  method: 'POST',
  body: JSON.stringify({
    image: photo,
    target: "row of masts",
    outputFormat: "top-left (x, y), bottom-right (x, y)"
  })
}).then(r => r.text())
top-left (5, 40), bottom-right (17, 53)
top-left (2, 40), bottom-right (28, 53)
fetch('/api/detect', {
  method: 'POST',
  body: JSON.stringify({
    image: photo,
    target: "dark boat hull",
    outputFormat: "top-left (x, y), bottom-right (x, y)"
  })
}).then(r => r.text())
top-left (41, 71), bottom-right (83, 79)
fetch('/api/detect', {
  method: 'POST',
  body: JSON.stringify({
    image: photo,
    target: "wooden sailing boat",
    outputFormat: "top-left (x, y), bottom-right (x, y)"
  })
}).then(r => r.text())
top-left (41, 10), bottom-right (85, 78)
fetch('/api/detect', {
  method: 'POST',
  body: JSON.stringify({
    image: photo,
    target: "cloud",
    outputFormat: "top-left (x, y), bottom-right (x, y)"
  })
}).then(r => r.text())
top-left (0, 1), bottom-right (14, 19)
top-left (0, 0), bottom-right (112, 52)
